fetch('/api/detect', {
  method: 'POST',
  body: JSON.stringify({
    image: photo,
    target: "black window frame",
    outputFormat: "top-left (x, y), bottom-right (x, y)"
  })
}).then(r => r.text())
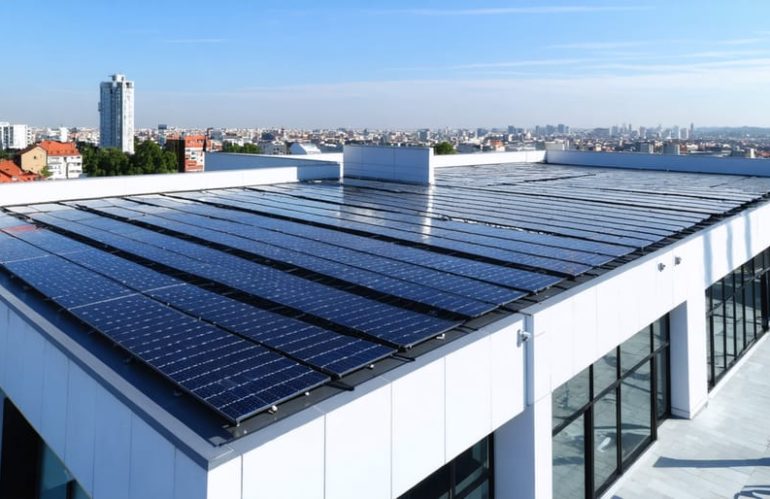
top-left (552, 315), bottom-right (670, 499)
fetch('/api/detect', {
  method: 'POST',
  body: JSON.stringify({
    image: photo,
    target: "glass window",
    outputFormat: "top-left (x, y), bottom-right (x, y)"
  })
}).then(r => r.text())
top-left (593, 389), bottom-right (618, 492)
top-left (552, 367), bottom-right (590, 431)
top-left (399, 464), bottom-right (450, 499)
top-left (652, 319), bottom-right (663, 350)
top-left (455, 438), bottom-right (490, 496)
top-left (620, 361), bottom-right (652, 461)
top-left (398, 436), bottom-right (491, 499)
top-left (712, 304), bottom-right (727, 379)
top-left (725, 297), bottom-right (736, 361)
top-left (621, 327), bottom-right (651, 374)
top-left (553, 415), bottom-right (586, 499)
top-left (656, 349), bottom-right (669, 421)
top-left (593, 350), bottom-right (618, 396)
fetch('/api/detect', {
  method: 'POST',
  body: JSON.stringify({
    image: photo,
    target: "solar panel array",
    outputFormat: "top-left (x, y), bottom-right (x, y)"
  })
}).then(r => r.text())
top-left (2, 161), bottom-right (769, 425)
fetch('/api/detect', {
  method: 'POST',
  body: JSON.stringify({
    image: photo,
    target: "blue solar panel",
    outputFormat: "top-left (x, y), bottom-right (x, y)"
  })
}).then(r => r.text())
top-left (148, 285), bottom-right (395, 376)
top-left (4, 255), bottom-right (135, 308)
top-left (172, 190), bottom-right (594, 276)
top-left (225, 189), bottom-right (653, 256)
top-left (0, 231), bottom-right (50, 263)
top-left (87, 203), bottom-right (507, 317)
top-left (68, 295), bottom-right (329, 423)
top-left (130, 196), bottom-right (561, 292)
top-left (29, 211), bottom-right (460, 348)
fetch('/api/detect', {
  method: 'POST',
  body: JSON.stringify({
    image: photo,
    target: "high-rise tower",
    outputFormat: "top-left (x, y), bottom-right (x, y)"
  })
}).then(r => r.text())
top-left (99, 73), bottom-right (134, 154)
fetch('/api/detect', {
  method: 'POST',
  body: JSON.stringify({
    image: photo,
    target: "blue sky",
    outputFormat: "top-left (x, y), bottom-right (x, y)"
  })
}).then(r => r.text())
top-left (2, 0), bottom-right (770, 129)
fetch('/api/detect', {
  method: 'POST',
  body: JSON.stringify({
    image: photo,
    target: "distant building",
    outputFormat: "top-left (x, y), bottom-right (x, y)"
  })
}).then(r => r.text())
top-left (0, 123), bottom-right (29, 150)
top-left (0, 159), bottom-right (37, 183)
top-left (289, 142), bottom-right (322, 155)
top-left (165, 135), bottom-right (206, 173)
top-left (639, 142), bottom-right (655, 154)
top-left (663, 142), bottom-right (681, 155)
top-left (260, 141), bottom-right (287, 155)
top-left (99, 73), bottom-right (135, 154)
top-left (39, 141), bottom-right (83, 179)
top-left (18, 145), bottom-right (47, 175)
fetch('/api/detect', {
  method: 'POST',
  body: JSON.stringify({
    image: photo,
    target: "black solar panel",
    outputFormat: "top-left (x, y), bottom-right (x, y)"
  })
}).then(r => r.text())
top-left (131, 195), bottom-right (561, 292)
top-left (29, 211), bottom-right (460, 348)
top-left (172, 191), bottom-right (596, 275)
top-left (87, 202), bottom-right (517, 316)
top-left (148, 285), bottom-right (395, 376)
top-left (4, 255), bottom-right (135, 308)
top-left (68, 295), bottom-right (329, 423)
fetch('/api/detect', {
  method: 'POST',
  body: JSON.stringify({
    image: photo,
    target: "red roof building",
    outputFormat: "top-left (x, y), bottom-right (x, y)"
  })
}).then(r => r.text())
top-left (0, 159), bottom-right (38, 183)
top-left (38, 140), bottom-right (80, 157)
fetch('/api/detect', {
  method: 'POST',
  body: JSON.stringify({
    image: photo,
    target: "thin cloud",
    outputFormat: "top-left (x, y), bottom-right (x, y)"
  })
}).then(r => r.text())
top-left (549, 41), bottom-right (649, 50)
top-left (386, 58), bottom-right (588, 72)
top-left (371, 5), bottom-right (650, 16)
top-left (161, 38), bottom-right (228, 44)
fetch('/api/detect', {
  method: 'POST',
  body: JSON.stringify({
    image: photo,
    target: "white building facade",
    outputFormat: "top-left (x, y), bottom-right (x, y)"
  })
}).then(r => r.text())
top-left (99, 74), bottom-right (135, 154)
top-left (0, 149), bottom-right (769, 499)
top-left (0, 122), bottom-right (29, 150)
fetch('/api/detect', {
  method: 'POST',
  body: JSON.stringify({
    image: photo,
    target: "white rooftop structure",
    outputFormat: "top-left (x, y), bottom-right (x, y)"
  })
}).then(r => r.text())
top-left (1, 146), bottom-right (770, 498)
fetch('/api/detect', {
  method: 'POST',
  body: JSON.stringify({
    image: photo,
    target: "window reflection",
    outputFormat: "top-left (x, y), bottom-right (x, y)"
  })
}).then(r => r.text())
top-left (706, 248), bottom-right (770, 389)
top-left (553, 415), bottom-right (585, 499)
top-left (552, 314), bottom-right (670, 498)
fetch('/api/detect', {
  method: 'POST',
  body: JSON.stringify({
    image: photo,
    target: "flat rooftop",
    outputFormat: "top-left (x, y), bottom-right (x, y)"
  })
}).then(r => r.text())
top-left (1, 162), bottom-right (769, 444)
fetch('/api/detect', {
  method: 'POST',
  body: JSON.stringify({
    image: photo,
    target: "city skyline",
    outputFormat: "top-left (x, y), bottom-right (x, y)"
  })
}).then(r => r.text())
top-left (2, 0), bottom-right (770, 128)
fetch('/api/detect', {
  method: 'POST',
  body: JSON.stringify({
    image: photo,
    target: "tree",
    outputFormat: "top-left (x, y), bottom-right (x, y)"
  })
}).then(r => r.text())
top-left (130, 140), bottom-right (178, 174)
top-left (222, 142), bottom-right (263, 154)
top-left (433, 142), bottom-right (456, 155)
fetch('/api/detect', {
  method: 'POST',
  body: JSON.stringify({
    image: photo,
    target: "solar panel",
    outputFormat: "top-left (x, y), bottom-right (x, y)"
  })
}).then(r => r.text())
top-left (4, 255), bottom-right (135, 308)
top-left (131, 195), bottom-right (562, 292)
top-left (29, 211), bottom-right (461, 348)
top-left (172, 191), bottom-right (596, 275)
top-left (68, 295), bottom-right (329, 423)
top-left (148, 285), bottom-right (395, 376)
top-left (86, 202), bottom-right (514, 317)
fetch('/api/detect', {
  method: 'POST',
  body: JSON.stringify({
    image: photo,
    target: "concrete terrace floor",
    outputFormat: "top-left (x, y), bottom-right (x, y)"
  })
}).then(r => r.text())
top-left (607, 335), bottom-right (770, 499)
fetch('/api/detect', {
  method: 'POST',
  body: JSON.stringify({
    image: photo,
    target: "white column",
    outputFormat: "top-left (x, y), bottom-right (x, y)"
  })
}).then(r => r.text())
top-left (494, 319), bottom-right (553, 499)
top-left (494, 394), bottom-right (552, 499)
top-left (669, 295), bottom-right (709, 418)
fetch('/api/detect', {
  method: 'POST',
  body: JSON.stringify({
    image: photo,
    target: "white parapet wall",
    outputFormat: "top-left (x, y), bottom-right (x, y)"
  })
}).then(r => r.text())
top-left (343, 146), bottom-right (547, 185)
top-left (343, 145), bottom-right (434, 184)
top-left (432, 150), bottom-right (546, 168)
top-left (546, 150), bottom-right (770, 176)
top-left (0, 164), bottom-right (340, 207)
top-left (205, 152), bottom-right (342, 172)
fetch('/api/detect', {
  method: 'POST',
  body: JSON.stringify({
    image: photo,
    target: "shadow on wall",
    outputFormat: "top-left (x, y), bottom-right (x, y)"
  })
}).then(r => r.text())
top-left (702, 204), bottom-right (759, 288)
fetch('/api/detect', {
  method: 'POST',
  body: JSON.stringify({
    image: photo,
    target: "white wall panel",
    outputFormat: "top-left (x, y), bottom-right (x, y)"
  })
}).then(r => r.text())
top-left (242, 417), bottom-right (325, 499)
top-left (391, 360), bottom-right (445, 497)
top-left (65, 365), bottom-right (97, 494)
top-left (205, 456), bottom-right (241, 499)
top-left (0, 306), bottom-right (8, 389)
top-left (490, 320), bottom-right (526, 428)
top-left (18, 321), bottom-right (45, 429)
top-left (40, 341), bottom-right (69, 456)
top-left (129, 415), bottom-right (175, 499)
top-left (2, 312), bottom-right (26, 407)
top-left (571, 287), bottom-right (598, 373)
top-left (445, 336), bottom-right (492, 460)
top-left (0, 165), bottom-right (339, 207)
top-left (432, 150), bottom-right (545, 168)
top-left (93, 390), bottom-right (131, 499)
top-left (325, 385), bottom-right (392, 499)
top-left (173, 450), bottom-right (207, 499)
top-left (546, 150), bottom-right (770, 176)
